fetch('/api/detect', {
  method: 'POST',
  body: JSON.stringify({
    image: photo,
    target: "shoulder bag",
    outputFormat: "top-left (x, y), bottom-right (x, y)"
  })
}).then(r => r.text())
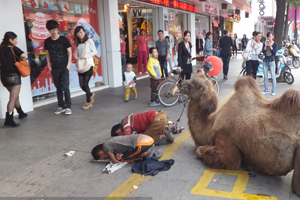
top-left (242, 40), bottom-right (252, 61)
top-left (11, 47), bottom-right (30, 77)
top-left (76, 41), bottom-right (92, 73)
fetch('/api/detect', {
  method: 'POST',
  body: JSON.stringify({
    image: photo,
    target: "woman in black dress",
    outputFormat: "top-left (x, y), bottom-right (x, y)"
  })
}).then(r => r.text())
top-left (0, 32), bottom-right (28, 127)
top-left (177, 30), bottom-right (193, 80)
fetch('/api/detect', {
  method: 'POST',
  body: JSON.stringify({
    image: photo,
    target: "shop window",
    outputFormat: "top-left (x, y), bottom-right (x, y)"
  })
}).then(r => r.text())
top-left (167, 11), bottom-right (184, 67)
top-left (22, 0), bottom-right (103, 101)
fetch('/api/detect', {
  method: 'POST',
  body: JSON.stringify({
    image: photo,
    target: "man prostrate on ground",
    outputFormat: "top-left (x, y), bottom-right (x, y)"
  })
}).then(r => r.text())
top-left (111, 110), bottom-right (174, 143)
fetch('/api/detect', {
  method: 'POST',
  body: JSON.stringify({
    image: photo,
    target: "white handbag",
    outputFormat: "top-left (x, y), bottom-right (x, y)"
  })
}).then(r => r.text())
top-left (75, 42), bottom-right (92, 73)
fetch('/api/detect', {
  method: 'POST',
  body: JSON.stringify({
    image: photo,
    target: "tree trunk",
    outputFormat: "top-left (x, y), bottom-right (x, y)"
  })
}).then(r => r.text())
top-left (274, 0), bottom-right (286, 49)
top-left (284, 3), bottom-right (289, 40)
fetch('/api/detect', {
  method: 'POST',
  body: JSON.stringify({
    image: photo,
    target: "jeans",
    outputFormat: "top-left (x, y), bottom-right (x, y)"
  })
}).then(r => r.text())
top-left (121, 54), bottom-right (126, 73)
top-left (221, 56), bottom-right (231, 76)
top-left (51, 68), bottom-right (71, 108)
top-left (158, 55), bottom-right (168, 77)
top-left (263, 61), bottom-right (276, 93)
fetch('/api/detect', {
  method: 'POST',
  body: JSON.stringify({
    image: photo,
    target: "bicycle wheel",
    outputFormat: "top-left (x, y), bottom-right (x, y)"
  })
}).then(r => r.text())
top-left (158, 81), bottom-right (180, 107)
top-left (210, 77), bottom-right (219, 96)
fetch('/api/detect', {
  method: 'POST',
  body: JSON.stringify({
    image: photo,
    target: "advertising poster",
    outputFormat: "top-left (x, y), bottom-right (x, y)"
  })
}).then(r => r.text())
top-left (22, 0), bottom-right (102, 97)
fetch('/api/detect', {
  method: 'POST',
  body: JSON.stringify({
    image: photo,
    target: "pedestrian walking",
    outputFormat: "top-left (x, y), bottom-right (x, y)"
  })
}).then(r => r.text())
top-left (245, 31), bottom-right (263, 79)
top-left (0, 31), bottom-right (28, 127)
top-left (262, 32), bottom-right (278, 96)
top-left (73, 26), bottom-right (97, 110)
top-left (165, 36), bottom-right (174, 73)
top-left (232, 33), bottom-right (238, 58)
top-left (120, 32), bottom-right (127, 73)
top-left (147, 47), bottom-right (161, 107)
top-left (241, 34), bottom-right (248, 51)
top-left (155, 30), bottom-right (170, 78)
top-left (219, 30), bottom-right (234, 80)
top-left (177, 30), bottom-right (193, 80)
top-left (137, 29), bottom-right (148, 74)
top-left (123, 63), bottom-right (137, 102)
top-left (45, 20), bottom-right (72, 115)
top-left (204, 32), bottom-right (216, 57)
top-left (196, 33), bottom-right (204, 55)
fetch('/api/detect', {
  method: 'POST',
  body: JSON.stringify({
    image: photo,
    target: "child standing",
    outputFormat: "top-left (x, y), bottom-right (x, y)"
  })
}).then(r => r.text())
top-left (123, 63), bottom-right (137, 102)
top-left (45, 20), bottom-right (72, 115)
top-left (147, 47), bottom-right (161, 107)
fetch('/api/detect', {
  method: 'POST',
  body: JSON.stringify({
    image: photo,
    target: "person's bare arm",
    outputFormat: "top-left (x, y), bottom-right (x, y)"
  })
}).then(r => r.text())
top-left (46, 50), bottom-right (52, 71)
top-left (66, 47), bottom-right (72, 70)
top-left (20, 53), bottom-right (27, 61)
top-left (107, 151), bottom-right (119, 163)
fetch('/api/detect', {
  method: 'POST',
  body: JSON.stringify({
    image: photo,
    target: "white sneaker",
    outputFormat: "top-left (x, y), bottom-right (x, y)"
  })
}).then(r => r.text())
top-left (271, 93), bottom-right (275, 96)
top-left (65, 108), bottom-right (72, 115)
top-left (262, 90), bottom-right (269, 95)
top-left (145, 71), bottom-right (148, 74)
top-left (139, 72), bottom-right (142, 75)
top-left (54, 107), bottom-right (65, 114)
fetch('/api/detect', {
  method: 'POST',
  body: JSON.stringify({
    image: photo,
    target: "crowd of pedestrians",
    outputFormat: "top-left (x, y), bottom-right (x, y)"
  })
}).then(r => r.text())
top-left (0, 17), bottom-right (282, 130)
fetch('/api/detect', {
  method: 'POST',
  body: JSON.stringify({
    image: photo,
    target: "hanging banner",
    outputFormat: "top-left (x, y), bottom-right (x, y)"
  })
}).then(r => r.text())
top-left (288, 7), bottom-right (300, 21)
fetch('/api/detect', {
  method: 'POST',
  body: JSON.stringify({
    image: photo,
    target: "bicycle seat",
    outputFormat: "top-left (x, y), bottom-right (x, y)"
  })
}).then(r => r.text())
top-left (172, 69), bottom-right (181, 75)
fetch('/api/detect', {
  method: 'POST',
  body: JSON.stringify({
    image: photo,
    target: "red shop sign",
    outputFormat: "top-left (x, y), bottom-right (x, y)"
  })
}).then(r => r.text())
top-left (205, 5), bottom-right (218, 15)
top-left (139, 0), bottom-right (196, 13)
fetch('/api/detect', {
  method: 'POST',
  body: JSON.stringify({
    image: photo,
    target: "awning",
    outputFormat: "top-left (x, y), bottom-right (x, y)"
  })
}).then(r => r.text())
top-left (232, 0), bottom-right (252, 13)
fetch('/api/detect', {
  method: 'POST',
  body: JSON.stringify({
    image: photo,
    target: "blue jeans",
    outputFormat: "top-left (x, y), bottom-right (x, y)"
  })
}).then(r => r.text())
top-left (263, 61), bottom-right (276, 93)
top-left (158, 55), bottom-right (168, 77)
top-left (121, 54), bottom-right (126, 73)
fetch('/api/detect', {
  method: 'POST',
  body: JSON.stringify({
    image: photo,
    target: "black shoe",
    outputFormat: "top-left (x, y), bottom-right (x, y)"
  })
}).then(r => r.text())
top-left (16, 107), bottom-right (28, 119)
top-left (4, 112), bottom-right (20, 127)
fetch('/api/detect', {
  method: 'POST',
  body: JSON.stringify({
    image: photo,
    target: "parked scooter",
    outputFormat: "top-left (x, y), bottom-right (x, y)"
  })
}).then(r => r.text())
top-left (240, 50), bottom-right (294, 84)
top-left (283, 39), bottom-right (300, 68)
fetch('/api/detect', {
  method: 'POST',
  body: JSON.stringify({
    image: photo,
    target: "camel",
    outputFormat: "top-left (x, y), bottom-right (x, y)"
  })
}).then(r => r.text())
top-left (182, 73), bottom-right (300, 196)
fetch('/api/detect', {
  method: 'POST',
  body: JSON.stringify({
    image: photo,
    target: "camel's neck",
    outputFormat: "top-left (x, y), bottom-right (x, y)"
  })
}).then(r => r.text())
top-left (192, 93), bottom-right (218, 123)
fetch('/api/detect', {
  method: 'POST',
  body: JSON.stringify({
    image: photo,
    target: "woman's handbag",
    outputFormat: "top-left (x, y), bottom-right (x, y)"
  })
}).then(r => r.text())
top-left (76, 42), bottom-right (92, 73)
top-left (11, 48), bottom-right (30, 77)
top-left (242, 49), bottom-right (252, 61)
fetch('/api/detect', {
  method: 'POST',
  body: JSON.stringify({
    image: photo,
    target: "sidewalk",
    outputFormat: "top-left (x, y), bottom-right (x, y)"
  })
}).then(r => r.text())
top-left (1, 56), bottom-right (299, 199)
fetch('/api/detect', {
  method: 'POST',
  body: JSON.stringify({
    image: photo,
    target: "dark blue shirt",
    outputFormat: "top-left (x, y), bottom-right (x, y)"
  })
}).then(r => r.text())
top-left (263, 42), bottom-right (277, 61)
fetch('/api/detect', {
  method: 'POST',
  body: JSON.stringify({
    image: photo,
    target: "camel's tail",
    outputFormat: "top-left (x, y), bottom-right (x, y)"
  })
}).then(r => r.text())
top-left (270, 89), bottom-right (300, 114)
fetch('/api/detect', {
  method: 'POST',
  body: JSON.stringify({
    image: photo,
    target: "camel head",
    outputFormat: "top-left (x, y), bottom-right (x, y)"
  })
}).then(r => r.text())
top-left (181, 73), bottom-right (217, 100)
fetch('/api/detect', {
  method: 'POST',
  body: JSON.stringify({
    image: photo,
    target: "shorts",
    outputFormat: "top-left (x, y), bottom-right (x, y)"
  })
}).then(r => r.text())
top-left (1, 72), bottom-right (21, 87)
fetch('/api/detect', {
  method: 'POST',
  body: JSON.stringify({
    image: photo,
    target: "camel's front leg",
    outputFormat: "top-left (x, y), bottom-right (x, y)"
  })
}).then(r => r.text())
top-left (196, 135), bottom-right (241, 170)
top-left (292, 148), bottom-right (300, 196)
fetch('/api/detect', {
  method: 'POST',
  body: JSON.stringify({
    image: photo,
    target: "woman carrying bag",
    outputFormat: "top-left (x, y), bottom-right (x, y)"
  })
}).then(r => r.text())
top-left (0, 31), bottom-right (28, 127)
top-left (245, 31), bottom-right (263, 79)
top-left (73, 26), bottom-right (97, 110)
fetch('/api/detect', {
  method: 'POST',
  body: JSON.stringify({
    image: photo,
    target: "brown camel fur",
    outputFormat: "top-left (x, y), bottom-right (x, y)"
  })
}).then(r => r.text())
top-left (182, 73), bottom-right (300, 196)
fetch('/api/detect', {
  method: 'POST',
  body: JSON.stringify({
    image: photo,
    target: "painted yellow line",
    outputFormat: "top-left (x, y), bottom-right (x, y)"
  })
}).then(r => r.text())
top-left (191, 169), bottom-right (277, 200)
top-left (105, 129), bottom-right (192, 199)
top-left (105, 90), bottom-right (235, 199)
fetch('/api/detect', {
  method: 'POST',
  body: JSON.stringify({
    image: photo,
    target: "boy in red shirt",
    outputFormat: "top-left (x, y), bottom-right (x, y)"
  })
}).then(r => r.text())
top-left (111, 110), bottom-right (173, 143)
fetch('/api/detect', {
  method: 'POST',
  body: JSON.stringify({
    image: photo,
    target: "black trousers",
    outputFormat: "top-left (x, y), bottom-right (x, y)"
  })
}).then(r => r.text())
top-left (51, 68), bottom-right (71, 108)
top-left (221, 56), bottom-right (231, 76)
top-left (246, 60), bottom-right (259, 79)
top-left (158, 55), bottom-right (168, 77)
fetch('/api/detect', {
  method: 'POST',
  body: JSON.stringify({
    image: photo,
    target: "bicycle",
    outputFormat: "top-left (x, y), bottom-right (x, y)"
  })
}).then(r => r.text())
top-left (157, 58), bottom-right (219, 107)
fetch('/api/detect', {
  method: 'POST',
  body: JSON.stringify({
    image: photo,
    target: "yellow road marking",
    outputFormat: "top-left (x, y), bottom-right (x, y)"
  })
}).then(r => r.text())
top-left (105, 129), bottom-right (191, 199)
top-left (191, 169), bottom-right (277, 200)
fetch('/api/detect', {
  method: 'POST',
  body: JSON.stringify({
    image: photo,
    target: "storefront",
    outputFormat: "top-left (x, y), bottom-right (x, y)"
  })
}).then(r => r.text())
top-left (0, 0), bottom-right (195, 118)
top-left (118, 0), bottom-right (196, 72)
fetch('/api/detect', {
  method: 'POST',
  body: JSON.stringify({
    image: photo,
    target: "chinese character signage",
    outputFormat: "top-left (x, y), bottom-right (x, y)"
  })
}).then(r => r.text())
top-left (138, 0), bottom-right (196, 13)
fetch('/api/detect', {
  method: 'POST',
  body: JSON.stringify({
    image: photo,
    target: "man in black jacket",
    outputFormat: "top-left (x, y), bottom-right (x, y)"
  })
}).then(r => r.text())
top-left (219, 30), bottom-right (234, 80)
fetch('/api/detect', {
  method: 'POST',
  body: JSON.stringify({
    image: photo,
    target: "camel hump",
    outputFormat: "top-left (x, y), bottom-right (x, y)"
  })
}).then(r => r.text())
top-left (234, 76), bottom-right (260, 92)
top-left (270, 89), bottom-right (300, 114)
